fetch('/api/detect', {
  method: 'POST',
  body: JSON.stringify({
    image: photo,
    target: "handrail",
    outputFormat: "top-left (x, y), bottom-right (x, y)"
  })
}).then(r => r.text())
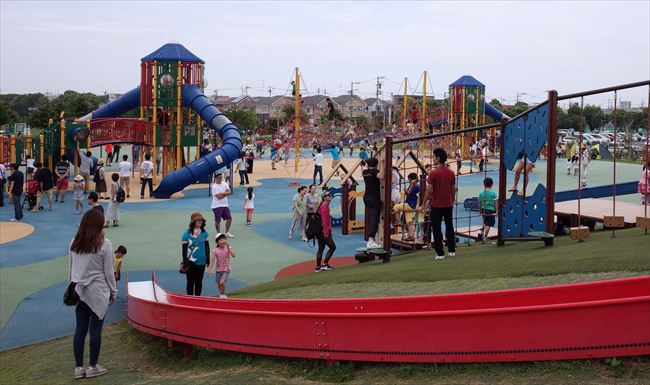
top-left (557, 80), bottom-right (650, 101)
top-left (392, 122), bottom-right (501, 145)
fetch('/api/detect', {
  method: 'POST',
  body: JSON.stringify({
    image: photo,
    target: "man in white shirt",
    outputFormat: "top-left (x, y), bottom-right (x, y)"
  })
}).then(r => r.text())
top-left (79, 150), bottom-right (93, 193)
top-left (211, 172), bottom-right (234, 237)
top-left (118, 154), bottom-right (132, 198)
top-left (313, 147), bottom-right (324, 185)
top-left (140, 153), bottom-right (154, 199)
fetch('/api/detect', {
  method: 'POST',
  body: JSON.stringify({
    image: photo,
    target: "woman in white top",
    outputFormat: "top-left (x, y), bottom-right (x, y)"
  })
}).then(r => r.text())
top-left (69, 209), bottom-right (116, 379)
top-left (237, 152), bottom-right (249, 186)
top-left (244, 186), bottom-right (255, 226)
top-left (105, 173), bottom-right (121, 227)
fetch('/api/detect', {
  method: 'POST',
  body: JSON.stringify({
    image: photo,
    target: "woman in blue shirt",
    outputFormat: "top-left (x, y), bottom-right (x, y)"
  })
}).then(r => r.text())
top-left (181, 212), bottom-right (210, 296)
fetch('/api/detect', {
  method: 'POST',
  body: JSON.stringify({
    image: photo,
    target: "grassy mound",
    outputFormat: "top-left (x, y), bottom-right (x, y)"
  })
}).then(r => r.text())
top-left (234, 228), bottom-right (650, 299)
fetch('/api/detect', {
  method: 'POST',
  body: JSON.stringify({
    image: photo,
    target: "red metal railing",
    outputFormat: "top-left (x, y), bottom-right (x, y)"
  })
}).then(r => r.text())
top-left (90, 118), bottom-right (153, 147)
top-left (1, 136), bottom-right (10, 164)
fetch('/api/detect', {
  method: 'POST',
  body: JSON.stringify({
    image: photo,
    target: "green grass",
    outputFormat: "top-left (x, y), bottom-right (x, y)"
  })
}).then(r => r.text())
top-left (1, 228), bottom-right (649, 384)
top-left (233, 228), bottom-right (650, 298)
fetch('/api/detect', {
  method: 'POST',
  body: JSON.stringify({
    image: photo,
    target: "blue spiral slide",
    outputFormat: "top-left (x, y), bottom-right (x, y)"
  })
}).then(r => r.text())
top-left (80, 85), bottom-right (243, 199)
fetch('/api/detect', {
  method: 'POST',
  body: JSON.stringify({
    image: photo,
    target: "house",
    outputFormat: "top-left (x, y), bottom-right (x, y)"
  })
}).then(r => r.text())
top-left (209, 95), bottom-right (256, 111)
top-left (252, 96), bottom-right (292, 124)
top-left (333, 95), bottom-right (367, 119)
top-left (302, 95), bottom-right (338, 120)
top-left (364, 98), bottom-right (391, 118)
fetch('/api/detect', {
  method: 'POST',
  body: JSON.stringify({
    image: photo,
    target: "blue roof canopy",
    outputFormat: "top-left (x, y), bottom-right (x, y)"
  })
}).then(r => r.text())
top-left (449, 75), bottom-right (485, 87)
top-left (141, 43), bottom-right (204, 63)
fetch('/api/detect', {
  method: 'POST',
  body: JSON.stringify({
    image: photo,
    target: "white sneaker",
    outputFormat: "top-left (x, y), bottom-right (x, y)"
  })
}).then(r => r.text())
top-left (74, 367), bottom-right (85, 379)
top-left (85, 365), bottom-right (108, 378)
top-left (448, 252), bottom-right (456, 257)
top-left (225, 232), bottom-right (235, 238)
top-left (219, 294), bottom-right (228, 298)
top-left (9, 218), bottom-right (17, 222)
top-left (367, 241), bottom-right (382, 249)
top-left (435, 255), bottom-right (445, 260)
top-left (301, 237), bottom-right (308, 242)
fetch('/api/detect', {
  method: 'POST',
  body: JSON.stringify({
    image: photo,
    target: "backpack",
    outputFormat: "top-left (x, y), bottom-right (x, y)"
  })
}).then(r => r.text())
top-left (116, 187), bottom-right (126, 202)
top-left (93, 167), bottom-right (103, 183)
top-left (305, 206), bottom-right (324, 241)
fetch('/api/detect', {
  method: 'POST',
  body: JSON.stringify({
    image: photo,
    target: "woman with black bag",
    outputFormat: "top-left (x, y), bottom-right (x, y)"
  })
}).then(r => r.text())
top-left (181, 212), bottom-right (210, 296)
top-left (68, 209), bottom-right (117, 379)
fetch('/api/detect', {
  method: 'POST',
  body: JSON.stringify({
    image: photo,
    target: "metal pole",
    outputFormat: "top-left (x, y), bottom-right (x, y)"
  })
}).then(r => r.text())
top-left (545, 90), bottom-right (558, 235)
top-left (383, 135), bottom-right (393, 252)
top-left (403, 77), bottom-right (408, 129)
top-left (294, 67), bottom-right (301, 175)
top-left (612, 90), bottom-right (618, 237)
top-left (152, 61), bottom-right (158, 184)
top-left (421, 71), bottom-right (427, 134)
top-left (176, 61), bottom-right (183, 170)
top-left (497, 119), bottom-right (507, 246)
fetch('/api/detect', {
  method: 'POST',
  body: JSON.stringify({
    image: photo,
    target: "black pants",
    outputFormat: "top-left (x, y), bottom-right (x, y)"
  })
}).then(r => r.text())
top-left (479, 159), bottom-right (485, 172)
top-left (140, 178), bottom-right (152, 197)
top-left (430, 206), bottom-right (455, 256)
top-left (365, 200), bottom-right (381, 238)
top-left (313, 165), bottom-right (323, 185)
top-left (239, 170), bottom-right (249, 185)
top-left (316, 234), bottom-right (336, 267)
top-left (12, 194), bottom-right (23, 220)
top-left (247, 158), bottom-right (253, 173)
top-left (74, 301), bottom-right (104, 367)
top-left (0, 179), bottom-right (4, 206)
top-left (423, 210), bottom-right (432, 244)
top-left (186, 263), bottom-right (206, 296)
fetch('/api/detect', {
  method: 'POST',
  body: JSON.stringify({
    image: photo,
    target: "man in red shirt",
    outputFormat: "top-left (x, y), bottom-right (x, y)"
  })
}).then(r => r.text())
top-left (421, 148), bottom-right (457, 259)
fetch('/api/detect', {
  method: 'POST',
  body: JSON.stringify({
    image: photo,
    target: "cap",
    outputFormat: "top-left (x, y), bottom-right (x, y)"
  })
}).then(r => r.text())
top-left (322, 190), bottom-right (332, 198)
top-left (74, 175), bottom-right (84, 181)
top-left (214, 172), bottom-right (223, 178)
top-left (215, 232), bottom-right (226, 241)
top-left (98, 158), bottom-right (105, 165)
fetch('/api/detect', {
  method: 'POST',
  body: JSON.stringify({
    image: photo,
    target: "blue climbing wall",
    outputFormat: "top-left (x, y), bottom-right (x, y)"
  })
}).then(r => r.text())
top-left (500, 184), bottom-right (547, 238)
top-left (502, 103), bottom-right (548, 170)
top-left (500, 103), bottom-right (549, 238)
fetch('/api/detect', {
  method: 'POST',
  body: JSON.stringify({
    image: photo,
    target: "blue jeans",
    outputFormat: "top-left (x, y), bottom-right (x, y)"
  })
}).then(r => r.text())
top-left (11, 193), bottom-right (22, 220)
top-left (73, 301), bottom-right (105, 367)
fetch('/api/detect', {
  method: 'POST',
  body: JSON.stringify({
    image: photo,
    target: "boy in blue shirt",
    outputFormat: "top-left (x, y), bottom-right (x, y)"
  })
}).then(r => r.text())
top-left (392, 173), bottom-right (420, 241)
top-left (329, 144), bottom-right (341, 176)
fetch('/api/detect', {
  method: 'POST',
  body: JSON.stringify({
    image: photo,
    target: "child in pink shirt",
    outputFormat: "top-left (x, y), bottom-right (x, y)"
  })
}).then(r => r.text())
top-left (209, 233), bottom-right (236, 298)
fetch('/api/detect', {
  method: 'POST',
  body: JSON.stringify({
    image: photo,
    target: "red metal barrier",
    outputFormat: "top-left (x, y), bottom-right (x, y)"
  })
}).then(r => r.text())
top-left (127, 274), bottom-right (650, 363)
top-left (90, 118), bottom-right (153, 147)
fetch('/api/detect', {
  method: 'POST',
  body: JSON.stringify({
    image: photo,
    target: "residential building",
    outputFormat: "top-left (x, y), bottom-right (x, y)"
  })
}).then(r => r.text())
top-left (209, 95), bottom-right (256, 111)
top-left (252, 96), bottom-right (292, 124)
top-left (364, 98), bottom-right (391, 118)
top-left (302, 95), bottom-right (338, 121)
top-left (333, 95), bottom-right (367, 118)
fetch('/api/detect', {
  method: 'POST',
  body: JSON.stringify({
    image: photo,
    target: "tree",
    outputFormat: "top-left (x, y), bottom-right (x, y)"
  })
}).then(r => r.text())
top-left (223, 108), bottom-right (260, 132)
top-left (50, 91), bottom-right (107, 119)
top-left (583, 105), bottom-right (605, 131)
top-left (0, 100), bottom-right (18, 127)
top-left (26, 99), bottom-right (54, 129)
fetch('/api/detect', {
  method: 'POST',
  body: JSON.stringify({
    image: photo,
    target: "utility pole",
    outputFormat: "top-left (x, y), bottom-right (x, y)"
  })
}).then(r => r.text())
top-left (375, 76), bottom-right (385, 116)
top-left (350, 81), bottom-right (360, 96)
top-left (268, 87), bottom-right (272, 97)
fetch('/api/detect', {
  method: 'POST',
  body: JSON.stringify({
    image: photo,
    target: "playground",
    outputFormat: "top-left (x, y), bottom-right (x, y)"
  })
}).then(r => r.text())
top-left (1, 42), bottom-right (649, 384)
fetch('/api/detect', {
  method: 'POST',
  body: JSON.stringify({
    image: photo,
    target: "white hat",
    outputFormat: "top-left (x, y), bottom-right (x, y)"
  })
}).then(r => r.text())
top-left (215, 233), bottom-right (226, 241)
top-left (74, 175), bottom-right (84, 181)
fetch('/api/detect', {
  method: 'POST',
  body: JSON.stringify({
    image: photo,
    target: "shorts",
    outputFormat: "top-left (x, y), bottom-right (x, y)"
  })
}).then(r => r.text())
top-left (119, 176), bottom-right (130, 185)
top-left (482, 209), bottom-right (496, 227)
top-left (57, 178), bottom-right (68, 191)
top-left (216, 271), bottom-right (229, 283)
top-left (212, 206), bottom-right (232, 222)
top-left (245, 208), bottom-right (254, 214)
top-left (393, 202), bottom-right (416, 223)
top-left (331, 159), bottom-right (340, 169)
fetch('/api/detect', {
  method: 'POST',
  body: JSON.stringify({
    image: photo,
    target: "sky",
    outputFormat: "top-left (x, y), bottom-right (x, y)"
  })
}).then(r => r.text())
top-left (1, 0), bottom-right (649, 107)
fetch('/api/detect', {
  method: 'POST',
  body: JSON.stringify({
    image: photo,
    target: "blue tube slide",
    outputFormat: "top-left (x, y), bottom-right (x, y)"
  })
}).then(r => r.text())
top-left (78, 86), bottom-right (141, 121)
top-left (152, 85), bottom-right (243, 198)
top-left (484, 102), bottom-right (509, 121)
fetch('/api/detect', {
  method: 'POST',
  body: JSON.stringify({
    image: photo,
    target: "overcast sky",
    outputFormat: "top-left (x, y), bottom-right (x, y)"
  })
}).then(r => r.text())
top-left (1, 1), bottom-right (649, 107)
